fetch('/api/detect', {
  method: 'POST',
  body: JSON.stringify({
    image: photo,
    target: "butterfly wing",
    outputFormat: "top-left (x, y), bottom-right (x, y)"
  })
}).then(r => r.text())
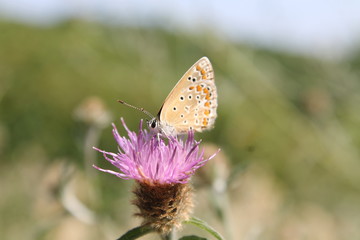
top-left (158, 57), bottom-right (217, 135)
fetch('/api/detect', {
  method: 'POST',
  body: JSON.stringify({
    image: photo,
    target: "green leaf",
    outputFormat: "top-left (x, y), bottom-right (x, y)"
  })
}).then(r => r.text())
top-left (117, 225), bottom-right (154, 240)
top-left (179, 235), bottom-right (207, 240)
top-left (183, 217), bottom-right (224, 240)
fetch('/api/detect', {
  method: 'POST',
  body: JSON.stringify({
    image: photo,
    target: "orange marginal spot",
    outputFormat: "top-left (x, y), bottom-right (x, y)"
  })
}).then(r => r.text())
top-left (189, 86), bottom-right (195, 90)
top-left (203, 88), bottom-right (209, 94)
top-left (201, 69), bottom-right (206, 75)
top-left (204, 109), bottom-right (210, 116)
top-left (196, 85), bottom-right (202, 92)
top-left (202, 118), bottom-right (208, 126)
top-left (196, 65), bottom-right (202, 71)
top-left (204, 102), bottom-right (210, 107)
top-left (205, 94), bottom-right (210, 100)
top-left (202, 75), bottom-right (207, 80)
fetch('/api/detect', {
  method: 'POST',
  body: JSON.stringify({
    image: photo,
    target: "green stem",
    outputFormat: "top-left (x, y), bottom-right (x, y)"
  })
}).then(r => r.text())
top-left (184, 217), bottom-right (224, 240)
top-left (117, 225), bottom-right (154, 240)
top-left (161, 229), bottom-right (176, 240)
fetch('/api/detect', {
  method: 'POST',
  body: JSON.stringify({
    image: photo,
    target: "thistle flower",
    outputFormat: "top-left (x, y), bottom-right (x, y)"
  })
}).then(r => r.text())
top-left (93, 118), bottom-right (217, 234)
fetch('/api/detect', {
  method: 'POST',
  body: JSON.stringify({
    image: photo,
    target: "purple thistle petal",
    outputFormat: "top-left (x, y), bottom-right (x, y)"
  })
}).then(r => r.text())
top-left (92, 165), bottom-right (129, 179)
top-left (93, 119), bottom-right (217, 184)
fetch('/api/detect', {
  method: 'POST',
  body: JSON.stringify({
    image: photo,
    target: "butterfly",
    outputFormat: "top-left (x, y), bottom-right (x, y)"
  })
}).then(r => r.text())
top-left (119, 57), bottom-right (217, 136)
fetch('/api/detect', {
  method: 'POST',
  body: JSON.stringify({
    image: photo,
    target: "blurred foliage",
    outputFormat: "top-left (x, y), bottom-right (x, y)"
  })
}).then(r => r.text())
top-left (1, 19), bottom-right (360, 239)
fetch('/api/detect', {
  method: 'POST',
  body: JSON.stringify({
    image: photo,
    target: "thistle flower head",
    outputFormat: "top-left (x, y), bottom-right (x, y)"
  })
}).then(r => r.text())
top-left (93, 118), bottom-right (215, 185)
top-left (93, 118), bottom-right (217, 234)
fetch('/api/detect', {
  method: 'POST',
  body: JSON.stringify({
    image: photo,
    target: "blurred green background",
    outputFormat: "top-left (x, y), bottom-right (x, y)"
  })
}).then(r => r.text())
top-left (1, 8), bottom-right (360, 240)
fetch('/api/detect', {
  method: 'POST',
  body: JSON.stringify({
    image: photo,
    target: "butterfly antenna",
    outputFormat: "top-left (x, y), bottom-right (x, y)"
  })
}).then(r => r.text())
top-left (117, 100), bottom-right (155, 119)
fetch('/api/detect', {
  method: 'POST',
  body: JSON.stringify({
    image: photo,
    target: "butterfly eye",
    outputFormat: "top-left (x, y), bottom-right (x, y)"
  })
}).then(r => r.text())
top-left (151, 121), bottom-right (157, 128)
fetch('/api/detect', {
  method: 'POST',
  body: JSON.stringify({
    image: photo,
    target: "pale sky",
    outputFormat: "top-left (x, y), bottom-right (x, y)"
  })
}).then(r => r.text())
top-left (1, 0), bottom-right (360, 59)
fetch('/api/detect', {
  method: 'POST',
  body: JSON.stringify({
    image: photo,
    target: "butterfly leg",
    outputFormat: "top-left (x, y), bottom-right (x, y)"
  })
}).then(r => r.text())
top-left (156, 132), bottom-right (161, 142)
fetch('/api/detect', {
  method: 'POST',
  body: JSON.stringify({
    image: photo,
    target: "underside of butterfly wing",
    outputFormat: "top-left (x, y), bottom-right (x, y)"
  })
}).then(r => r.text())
top-left (158, 57), bottom-right (217, 136)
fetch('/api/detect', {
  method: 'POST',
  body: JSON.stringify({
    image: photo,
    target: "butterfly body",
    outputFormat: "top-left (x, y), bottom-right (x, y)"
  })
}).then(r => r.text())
top-left (148, 57), bottom-right (217, 136)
